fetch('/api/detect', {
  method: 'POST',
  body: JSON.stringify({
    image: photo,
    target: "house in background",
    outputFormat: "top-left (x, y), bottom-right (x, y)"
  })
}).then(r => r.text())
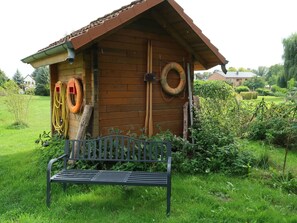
top-left (23, 74), bottom-right (35, 90)
top-left (208, 70), bottom-right (256, 86)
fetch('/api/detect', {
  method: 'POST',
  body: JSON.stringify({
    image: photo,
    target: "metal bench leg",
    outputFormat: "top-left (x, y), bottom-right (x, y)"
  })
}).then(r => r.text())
top-left (63, 183), bottom-right (67, 192)
top-left (46, 180), bottom-right (51, 207)
top-left (166, 185), bottom-right (171, 216)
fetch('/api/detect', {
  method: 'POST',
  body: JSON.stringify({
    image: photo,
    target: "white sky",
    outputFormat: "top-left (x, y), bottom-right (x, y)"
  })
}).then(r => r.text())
top-left (0, 0), bottom-right (296, 78)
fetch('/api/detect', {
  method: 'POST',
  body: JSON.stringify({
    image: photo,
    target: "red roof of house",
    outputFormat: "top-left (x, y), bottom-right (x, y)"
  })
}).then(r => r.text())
top-left (24, 0), bottom-right (228, 70)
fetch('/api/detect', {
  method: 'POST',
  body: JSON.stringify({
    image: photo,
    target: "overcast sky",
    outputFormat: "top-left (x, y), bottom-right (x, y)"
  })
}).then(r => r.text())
top-left (0, 0), bottom-right (296, 78)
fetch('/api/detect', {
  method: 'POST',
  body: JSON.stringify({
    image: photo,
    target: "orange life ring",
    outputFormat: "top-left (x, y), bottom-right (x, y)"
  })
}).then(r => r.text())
top-left (66, 78), bottom-right (83, 114)
top-left (160, 62), bottom-right (186, 95)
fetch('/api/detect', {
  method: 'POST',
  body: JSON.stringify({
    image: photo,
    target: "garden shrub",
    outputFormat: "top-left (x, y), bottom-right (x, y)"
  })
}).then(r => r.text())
top-left (25, 87), bottom-right (35, 95)
top-left (240, 92), bottom-right (257, 100)
top-left (256, 88), bottom-right (273, 96)
top-left (188, 81), bottom-right (255, 175)
top-left (36, 132), bottom-right (65, 171)
top-left (194, 80), bottom-right (234, 100)
top-left (0, 86), bottom-right (6, 96)
top-left (252, 92), bottom-right (258, 99)
top-left (151, 131), bottom-right (255, 175)
top-left (271, 85), bottom-right (287, 95)
top-left (235, 85), bottom-right (249, 93)
top-left (247, 101), bottom-right (297, 149)
top-left (36, 132), bottom-right (104, 171)
top-left (287, 78), bottom-right (296, 91)
top-left (243, 76), bottom-right (265, 90)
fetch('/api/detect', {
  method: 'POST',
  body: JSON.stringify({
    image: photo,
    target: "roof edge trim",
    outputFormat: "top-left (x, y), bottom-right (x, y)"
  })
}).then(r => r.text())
top-left (22, 42), bottom-right (74, 64)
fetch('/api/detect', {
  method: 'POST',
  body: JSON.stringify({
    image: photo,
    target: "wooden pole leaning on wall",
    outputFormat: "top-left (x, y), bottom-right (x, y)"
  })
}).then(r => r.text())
top-left (144, 41), bottom-right (150, 135)
top-left (69, 105), bottom-right (93, 164)
top-left (148, 40), bottom-right (153, 137)
top-left (183, 102), bottom-right (189, 139)
top-left (145, 40), bottom-right (154, 137)
top-left (187, 63), bottom-right (194, 144)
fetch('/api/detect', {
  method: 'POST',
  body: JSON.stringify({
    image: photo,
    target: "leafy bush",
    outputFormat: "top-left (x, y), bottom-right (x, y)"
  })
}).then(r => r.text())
top-left (36, 132), bottom-right (65, 171)
top-left (271, 85), bottom-right (287, 94)
top-left (247, 101), bottom-right (297, 149)
top-left (240, 92), bottom-right (258, 100)
top-left (240, 92), bottom-right (252, 100)
top-left (151, 131), bottom-right (255, 175)
top-left (188, 81), bottom-right (255, 175)
top-left (194, 80), bottom-right (235, 100)
top-left (256, 88), bottom-right (273, 96)
top-left (25, 87), bottom-right (35, 95)
top-left (36, 132), bottom-right (103, 171)
top-left (243, 76), bottom-right (265, 90)
top-left (287, 78), bottom-right (296, 90)
top-left (235, 85), bottom-right (250, 93)
top-left (0, 86), bottom-right (6, 96)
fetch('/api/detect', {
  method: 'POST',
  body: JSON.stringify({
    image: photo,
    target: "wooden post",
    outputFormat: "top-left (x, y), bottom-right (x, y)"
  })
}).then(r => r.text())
top-left (183, 102), bottom-right (189, 139)
top-left (187, 63), bottom-right (195, 144)
top-left (148, 40), bottom-right (154, 137)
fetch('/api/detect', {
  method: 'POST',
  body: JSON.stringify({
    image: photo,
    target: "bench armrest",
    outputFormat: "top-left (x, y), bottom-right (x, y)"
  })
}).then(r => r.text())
top-left (47, 154), bottom-right (68, 180)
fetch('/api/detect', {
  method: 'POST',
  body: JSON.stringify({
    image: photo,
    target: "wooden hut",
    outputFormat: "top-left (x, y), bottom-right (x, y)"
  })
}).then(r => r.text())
top-left (22, 0), bottom-right (227, 139)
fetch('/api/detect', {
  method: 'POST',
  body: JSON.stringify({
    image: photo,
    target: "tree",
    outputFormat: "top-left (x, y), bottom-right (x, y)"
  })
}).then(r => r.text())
top-left (282, 33), bottom-right (297, 82)
top-left (243, 76), bottom-right (265, 90)
top-left (0, 69), bottom-right (8, 87)
top-left (253, 66), bottom-right (269, 77)
top-left (32, 66), bottom-right (50, 96)
top-left (267, 64), bottom-right (285, 86)
top-left (228, 67), bottom-right (251, 72)
top-left (238, 67), bottom-right (250, 72)
top-left (277, 74), bottom-right (287, 88)
top-left (228, 67), bottom-right (237, 72)
top-left (12, 69), bottom-right (24, 89)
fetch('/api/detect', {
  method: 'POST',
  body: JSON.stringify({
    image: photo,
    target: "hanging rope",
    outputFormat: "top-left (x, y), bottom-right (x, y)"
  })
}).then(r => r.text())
top-left (52, 81), bottom-right (69, 137)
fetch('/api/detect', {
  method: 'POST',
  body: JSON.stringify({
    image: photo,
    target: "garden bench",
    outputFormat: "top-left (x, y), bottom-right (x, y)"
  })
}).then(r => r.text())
top-left (46, 135), bottom-right (172, 215)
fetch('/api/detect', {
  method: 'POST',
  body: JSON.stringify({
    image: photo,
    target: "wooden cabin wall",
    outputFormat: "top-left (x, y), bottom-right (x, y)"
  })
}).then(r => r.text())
top-left (97, 21), bottom-right (190, 136)
top-left (51, 53), bottom-right (91, 139)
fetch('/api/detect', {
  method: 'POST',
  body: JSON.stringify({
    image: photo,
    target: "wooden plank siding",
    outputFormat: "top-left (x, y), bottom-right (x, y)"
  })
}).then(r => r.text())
top-left (50, 17), bottom-right (192, 138)
top-left (55, 53), bottom-right (87, 139)
top-left (97, 24), bottom-right (190, 136)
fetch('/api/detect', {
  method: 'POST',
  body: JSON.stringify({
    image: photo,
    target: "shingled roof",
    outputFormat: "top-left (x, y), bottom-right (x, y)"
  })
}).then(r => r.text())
top-left (22, 0), bottom-right (228, 70)
top-left (38, 0), bottom-right (147, 52)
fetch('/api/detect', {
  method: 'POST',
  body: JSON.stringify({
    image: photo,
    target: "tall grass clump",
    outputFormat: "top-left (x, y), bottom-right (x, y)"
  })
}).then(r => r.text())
top-left (2, 80), bottom-right (32, 128)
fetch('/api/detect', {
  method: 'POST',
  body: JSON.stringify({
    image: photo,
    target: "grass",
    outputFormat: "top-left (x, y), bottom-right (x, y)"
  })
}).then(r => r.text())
top-left (1, 95), bottom-right (297, 222)
top-left (255, 96), bottom-right (286, 104)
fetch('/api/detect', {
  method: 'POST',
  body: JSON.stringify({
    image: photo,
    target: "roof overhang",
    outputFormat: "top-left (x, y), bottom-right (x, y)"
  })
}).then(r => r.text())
top-left (22, 0), bottom-right (228, 71)
top-left (22, 42), bottom-right (74, 68)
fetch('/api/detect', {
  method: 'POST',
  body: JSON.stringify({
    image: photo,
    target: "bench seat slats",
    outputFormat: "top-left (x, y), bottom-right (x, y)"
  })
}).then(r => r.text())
top-left (51, 170), bottom-right (167, 186)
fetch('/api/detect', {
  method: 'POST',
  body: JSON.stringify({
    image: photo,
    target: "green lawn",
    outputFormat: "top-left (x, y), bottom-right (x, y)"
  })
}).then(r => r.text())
top-left (255, 96), bottom-right (286, 104)
top-left (1, 96), bottom-right (297, 222)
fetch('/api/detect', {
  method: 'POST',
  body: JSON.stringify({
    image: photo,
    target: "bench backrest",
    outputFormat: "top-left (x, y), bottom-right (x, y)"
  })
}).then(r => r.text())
top-left (65, 135), bottom-right (171, 163)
